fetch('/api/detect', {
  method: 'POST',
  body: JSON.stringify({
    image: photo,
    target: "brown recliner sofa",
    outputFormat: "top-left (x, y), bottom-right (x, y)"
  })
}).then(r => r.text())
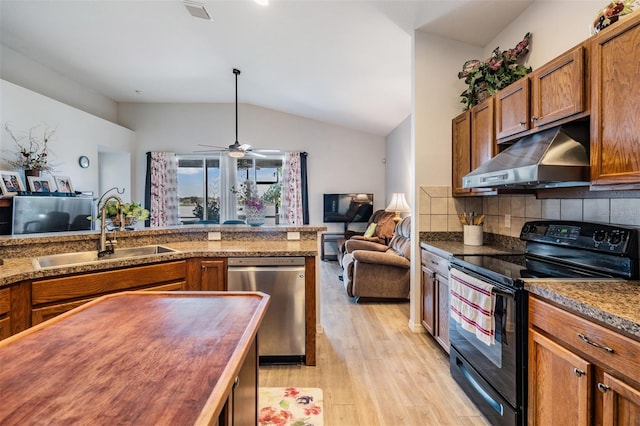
top-left (337, 209), bottom-right (397, 267)
top-left (341, 216), bottom-right (411, 301)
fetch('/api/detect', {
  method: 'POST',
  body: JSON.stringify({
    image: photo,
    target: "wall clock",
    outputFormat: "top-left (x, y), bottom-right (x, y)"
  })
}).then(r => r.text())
top-left (78, 155), bottom-right (90, 169)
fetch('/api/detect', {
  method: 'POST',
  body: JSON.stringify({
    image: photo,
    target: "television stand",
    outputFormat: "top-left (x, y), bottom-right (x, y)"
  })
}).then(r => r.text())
top-left (321, 232), bottom-right (344, 261)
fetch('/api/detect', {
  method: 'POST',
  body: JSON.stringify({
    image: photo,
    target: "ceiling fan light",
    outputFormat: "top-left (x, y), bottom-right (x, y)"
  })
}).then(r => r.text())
top-left (228, 151), bottom-right (245, 158)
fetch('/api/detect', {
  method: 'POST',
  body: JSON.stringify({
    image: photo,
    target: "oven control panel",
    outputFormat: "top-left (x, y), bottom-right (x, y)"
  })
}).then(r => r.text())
top-left (520, 220), bottom-right (638, 255)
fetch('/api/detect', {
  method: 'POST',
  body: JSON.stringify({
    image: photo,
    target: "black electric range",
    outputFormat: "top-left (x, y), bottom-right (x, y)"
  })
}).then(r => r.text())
top-left (448, 220), bottom-right (640, 426)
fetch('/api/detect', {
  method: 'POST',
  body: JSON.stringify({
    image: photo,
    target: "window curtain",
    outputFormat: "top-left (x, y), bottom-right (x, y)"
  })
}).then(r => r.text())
top-left (145, 152), bottom-right (180, 227)
top-left (281, 152), bottom-right (309, 225)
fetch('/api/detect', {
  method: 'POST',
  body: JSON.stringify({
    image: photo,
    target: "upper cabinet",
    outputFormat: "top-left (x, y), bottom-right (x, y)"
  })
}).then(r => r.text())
top-left (590, 13), bottom-right (640, 188)
top-left (452, 98), bottom-right (496, 196)
top-left (495, 44), bottom-right (588, 142)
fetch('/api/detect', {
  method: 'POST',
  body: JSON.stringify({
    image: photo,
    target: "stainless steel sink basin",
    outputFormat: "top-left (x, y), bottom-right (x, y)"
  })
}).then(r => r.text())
top-left (33, 245), bottom-right (178, 270)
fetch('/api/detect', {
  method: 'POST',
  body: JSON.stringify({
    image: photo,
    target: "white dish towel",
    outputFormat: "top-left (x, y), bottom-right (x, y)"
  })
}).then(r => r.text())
top-left (450, 268), bottom-right (496, 346)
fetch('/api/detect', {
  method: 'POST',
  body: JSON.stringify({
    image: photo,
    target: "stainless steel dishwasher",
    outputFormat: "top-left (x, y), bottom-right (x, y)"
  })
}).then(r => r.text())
top-left (227, 257), bottom-right (306, 364)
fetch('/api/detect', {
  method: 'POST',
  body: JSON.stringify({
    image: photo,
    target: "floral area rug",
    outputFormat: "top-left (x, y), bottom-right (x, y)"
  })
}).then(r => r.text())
top-left (258, 387), bottom-right (324, 426)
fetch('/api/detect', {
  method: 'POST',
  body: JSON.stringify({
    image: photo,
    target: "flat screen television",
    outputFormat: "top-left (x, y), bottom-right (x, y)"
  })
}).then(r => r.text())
top-left (323, 193), bottom-right (373, 223)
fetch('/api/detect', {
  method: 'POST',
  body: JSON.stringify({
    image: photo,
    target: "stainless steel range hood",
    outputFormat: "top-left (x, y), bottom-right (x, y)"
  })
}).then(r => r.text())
top-left (462, 123), bottom-right (590, 189)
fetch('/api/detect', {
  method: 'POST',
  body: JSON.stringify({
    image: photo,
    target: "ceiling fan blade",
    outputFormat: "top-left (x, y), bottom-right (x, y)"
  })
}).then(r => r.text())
top-left (239, 144), bottom-right (252, 151)
top-left (198, 143), bottom-right (228, 149)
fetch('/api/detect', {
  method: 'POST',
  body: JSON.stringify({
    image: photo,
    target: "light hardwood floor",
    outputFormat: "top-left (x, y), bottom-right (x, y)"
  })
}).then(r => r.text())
top-left (259, 260), bottom-right (490, 425)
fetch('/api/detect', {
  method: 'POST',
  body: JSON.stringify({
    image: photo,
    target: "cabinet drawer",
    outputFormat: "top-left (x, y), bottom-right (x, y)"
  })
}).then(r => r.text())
top-left (530, 297), bottom-right (640, 385)
top-left (32, 261), bottom-right (186, 305)
top-left (0, 288), bottom-right (9, 316)
top-left (421, 250), bottom-right (449, 277)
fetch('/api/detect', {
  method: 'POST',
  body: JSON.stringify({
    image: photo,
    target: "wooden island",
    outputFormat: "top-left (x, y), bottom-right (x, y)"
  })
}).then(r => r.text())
top-left (0, 291), bottom-right (269, 425)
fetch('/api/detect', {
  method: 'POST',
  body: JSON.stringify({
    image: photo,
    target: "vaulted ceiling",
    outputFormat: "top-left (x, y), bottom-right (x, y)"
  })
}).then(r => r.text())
top-left (0, 0), bottom-right (534, 136)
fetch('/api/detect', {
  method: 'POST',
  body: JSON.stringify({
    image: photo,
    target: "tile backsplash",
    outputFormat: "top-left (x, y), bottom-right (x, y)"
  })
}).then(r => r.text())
top-left (419, 186), bottom-right (640, 237)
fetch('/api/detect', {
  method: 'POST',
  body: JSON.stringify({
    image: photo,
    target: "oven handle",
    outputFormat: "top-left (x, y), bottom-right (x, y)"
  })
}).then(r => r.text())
top-left (449, 264), bottom-right (517, 298)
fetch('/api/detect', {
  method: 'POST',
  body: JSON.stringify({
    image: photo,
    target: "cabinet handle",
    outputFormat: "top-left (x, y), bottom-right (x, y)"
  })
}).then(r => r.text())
top-left (573, 367), bottom-right (585, 377)
top-left (519, 121), bottom-right (526, 126)
top-left (597, 383), bottom-right (610, 393)
top-left (531, 116), bottom-right (538, 122)
top-left (577, 333), bottom-right (614, 353)
top-left (233, 376), bottom-right (240, 388)
top-left (431, 260), bottom-right (439, 266)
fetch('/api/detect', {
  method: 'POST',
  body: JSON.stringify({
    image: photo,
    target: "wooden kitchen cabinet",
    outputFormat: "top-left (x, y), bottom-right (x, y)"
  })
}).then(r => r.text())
top-left (452, 98), bottom-right (496, 197)
top-left (495, 77), bottom-right (530, 139)
top-left (529, 296), bottom-right (640, 425)
top-left (590, 12), bottom-right (640, 188)
top-left (420, 248), bottom-right (450, 353)
top-left (452, 111), bottom-right (472, 196)
top-left (31, 261), bottom-right (187, 325)
top-left (200, 258), bottom-right (227, 291)
top-left (495, 45), bottom-right (587, 142)
top-left (0, 288), bottom-right (10, 340)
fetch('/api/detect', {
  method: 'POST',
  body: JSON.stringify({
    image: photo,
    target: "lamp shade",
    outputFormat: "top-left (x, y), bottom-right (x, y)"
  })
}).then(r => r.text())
top-left (385, 193), bottom-right (410, 212)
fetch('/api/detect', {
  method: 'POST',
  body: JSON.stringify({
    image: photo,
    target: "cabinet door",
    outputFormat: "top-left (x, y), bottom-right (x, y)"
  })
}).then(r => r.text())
top-left (421, 264), bottom-right (436, 335)
top-left (590, 14), bottom-right (640, 186)
top-left (600, 372), bottom-right (640, 426)
top-left (530, 45), bottom-right (586, 128)
top-left (470, 98), bottom-right (496, 195)
top-left (495, 77), bottom-right (530, 139)
top-left (452, 111), bottom-right (471, 196)
top-left (200, 259), bottom-right (227, 291)
top-left (435, 273), bottom-right (450, 353)
top-left (529, 329), bottom-right (592, 426)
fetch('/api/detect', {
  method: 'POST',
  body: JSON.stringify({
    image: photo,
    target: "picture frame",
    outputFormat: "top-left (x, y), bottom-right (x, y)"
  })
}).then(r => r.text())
top-left (0, 171), bottom-right (26, 195)
top-left (27, 176), bottom-right (54, 193)
top-left (54, 176), bottom-right (74, 193)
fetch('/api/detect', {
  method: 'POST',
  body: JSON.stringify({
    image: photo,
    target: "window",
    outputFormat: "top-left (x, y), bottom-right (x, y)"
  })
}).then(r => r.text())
top-left (177, 154), bottom-right (283, 224)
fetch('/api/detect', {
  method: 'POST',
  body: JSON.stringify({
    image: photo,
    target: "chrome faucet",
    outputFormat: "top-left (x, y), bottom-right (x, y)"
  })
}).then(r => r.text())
top-left (99, 194), bottom-right (125, 255)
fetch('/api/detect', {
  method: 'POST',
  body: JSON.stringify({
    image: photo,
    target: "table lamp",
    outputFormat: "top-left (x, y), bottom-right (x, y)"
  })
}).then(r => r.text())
top-left (385, 193), bottom-right (410, 223)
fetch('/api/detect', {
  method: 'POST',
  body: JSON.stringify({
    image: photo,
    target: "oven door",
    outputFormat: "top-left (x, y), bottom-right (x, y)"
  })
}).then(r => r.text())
top-left (448, 266), bottom-right (527, 424)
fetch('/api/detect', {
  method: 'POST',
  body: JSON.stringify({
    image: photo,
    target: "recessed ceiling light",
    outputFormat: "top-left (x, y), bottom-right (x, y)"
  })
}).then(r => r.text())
top-left (254, 0), bottom-right (269, 6)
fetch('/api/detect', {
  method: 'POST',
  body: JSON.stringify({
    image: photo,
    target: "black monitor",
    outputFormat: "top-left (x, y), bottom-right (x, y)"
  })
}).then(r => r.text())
top-left (323, 193), bottom-right (373, 223)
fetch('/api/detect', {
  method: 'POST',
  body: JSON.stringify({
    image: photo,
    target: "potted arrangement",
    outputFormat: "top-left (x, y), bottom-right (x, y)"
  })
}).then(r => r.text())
top-left (231, 180), bottom-right (265, 226)
top-left (104, 201), bottom-right (149, 227)
top-left (457, 33), bottom-right (532, 111)
top-left (91, 200), bottom-right (150, 228)
top-left (592, 0), bottom-right (638, 34)
top-left (3, 123), bottom-right (56, 176)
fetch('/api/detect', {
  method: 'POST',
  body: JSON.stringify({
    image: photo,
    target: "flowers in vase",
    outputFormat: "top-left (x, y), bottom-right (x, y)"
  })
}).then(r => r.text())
top-left (592, 0), bottom-right (638, 34)
top-left (231, 180), bottom-right (265, 212)
top-left (3, 123), bottom-right (56, 173)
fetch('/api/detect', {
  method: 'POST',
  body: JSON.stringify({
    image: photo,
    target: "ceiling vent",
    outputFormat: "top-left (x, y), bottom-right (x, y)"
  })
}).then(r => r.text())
top-left (184, 1), bottom-right (212, 20)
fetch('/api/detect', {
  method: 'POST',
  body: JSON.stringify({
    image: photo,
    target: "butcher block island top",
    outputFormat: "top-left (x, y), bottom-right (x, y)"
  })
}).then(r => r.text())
top-left (0, 291), bottom-right (270, 425)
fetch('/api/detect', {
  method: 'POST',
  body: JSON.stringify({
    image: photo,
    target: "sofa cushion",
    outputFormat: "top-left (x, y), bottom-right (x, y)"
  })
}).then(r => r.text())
top-left (363, 223), bottom-right (377, 237)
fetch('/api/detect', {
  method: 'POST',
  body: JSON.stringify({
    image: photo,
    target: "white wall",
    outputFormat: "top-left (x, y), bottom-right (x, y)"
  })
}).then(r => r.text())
top-left (483, 1), bottom-right (603, 67)
top-left (117, 102), bottom-right (387, 228)
top-left (385, 114), bottom-right (411, 206)
top-left (410, 31), bottom-right (482, 331)
top-left (0, 45), bottom-right (118, 124)
top-left (1, 80), bottom-right (135, 197)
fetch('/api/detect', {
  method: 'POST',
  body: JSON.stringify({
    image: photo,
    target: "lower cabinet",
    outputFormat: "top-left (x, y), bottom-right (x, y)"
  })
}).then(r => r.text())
top-left (529, 297), bottom-right (640, 425)
top-left (220, 338), bottom-right (258, 426)
top-left (420, 248), bottom-right (450, 353)
top-left (31, 261), bottom-right (187, 326)
top-left (0, 288), bottom-right (10, 340)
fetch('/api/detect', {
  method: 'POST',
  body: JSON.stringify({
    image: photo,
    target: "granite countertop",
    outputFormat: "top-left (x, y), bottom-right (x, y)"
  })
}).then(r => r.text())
top-left (0, 239), bottom-right (319, 288)
top-left (420, 240), bottom-right (524, 258)
top-left (421, 239), bottom-right (640, 341)
top-left (525, 279), bottom-right (640, 340)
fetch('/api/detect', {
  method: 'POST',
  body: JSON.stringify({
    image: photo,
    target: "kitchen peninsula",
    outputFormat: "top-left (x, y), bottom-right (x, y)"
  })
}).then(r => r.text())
top-left (0, 224), bottom-right (325, 365)
top-left (0, 291), bottom-right (270, 425)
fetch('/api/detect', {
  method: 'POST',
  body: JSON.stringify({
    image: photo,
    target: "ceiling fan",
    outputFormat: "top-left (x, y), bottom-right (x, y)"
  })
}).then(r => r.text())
top-left (196, 68), bottom-right (264, 158)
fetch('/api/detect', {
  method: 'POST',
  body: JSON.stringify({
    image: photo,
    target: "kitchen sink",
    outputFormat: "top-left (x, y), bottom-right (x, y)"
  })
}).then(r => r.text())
top-left (33, 245), bottom-right (179, 270)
